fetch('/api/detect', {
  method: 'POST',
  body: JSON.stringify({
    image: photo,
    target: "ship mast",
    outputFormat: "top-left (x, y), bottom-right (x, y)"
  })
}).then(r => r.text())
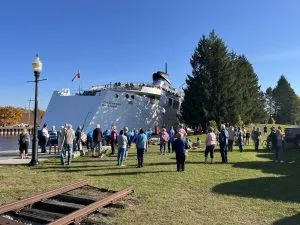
top-left (165, 62), bottom-right (168, 74)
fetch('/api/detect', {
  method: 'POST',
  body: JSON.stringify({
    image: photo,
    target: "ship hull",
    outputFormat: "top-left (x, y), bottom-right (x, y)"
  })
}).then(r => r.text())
top-left (41, 89), bottom-right (180, 132)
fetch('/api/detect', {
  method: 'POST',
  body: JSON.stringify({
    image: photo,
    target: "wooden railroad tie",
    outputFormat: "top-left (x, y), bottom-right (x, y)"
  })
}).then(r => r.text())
top-left (0, 180), bottom-right (134, 225)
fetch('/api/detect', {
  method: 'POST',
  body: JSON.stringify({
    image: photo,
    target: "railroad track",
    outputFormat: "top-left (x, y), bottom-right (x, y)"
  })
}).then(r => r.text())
top-left (0, 180), bottom-right (133, 225)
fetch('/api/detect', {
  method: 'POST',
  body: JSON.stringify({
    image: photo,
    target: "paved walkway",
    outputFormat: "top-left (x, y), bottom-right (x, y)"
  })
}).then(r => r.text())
top-left (0, 145), bottom-right (112, 166)
top-left (0, 149), bottom-right (57, 166)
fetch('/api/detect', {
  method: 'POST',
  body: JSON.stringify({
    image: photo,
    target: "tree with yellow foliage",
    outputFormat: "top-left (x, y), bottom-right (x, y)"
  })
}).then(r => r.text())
top-left (0, 106), bottom-right (23, 126)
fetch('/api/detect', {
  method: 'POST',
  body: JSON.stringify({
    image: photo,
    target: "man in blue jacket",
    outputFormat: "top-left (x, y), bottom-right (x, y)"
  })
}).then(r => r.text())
top-left (173, 132), bottom-right (188, 172)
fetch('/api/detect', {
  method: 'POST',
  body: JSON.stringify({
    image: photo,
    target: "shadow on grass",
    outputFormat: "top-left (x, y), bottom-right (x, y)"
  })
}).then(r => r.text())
top-left (88, 170), bottom-right (175, 177)
top-left (273, 213), bottom-right (300, 225)
top-left (212, 151), bottom-right (300, 203)
top-left (37, 159), bottom-right (232, 173)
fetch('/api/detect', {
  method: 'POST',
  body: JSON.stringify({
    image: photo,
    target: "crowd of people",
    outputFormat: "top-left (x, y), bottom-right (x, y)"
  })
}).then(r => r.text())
top-left (201, 124), bottom-right (285, 164)
top-left (17, 122), bottom-right (285, 169)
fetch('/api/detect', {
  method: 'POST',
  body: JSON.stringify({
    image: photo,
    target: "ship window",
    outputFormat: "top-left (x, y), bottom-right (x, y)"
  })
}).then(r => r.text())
top-left (168, 98), bottom-right (172, 107)
top-left (131, 95), bottom-right (135, 99)
top-left (115, 94), bottom-right (119, 98)
top-left (125, 94), bottom-right (129, 98)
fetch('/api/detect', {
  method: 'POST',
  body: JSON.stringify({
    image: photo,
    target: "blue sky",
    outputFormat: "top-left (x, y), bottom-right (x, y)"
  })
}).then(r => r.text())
top-left (1, 0), bottom-right (300, 109)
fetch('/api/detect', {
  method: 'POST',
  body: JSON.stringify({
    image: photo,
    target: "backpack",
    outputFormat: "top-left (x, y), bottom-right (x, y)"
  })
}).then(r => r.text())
top-left (19, 134), bottom-right (25, 144)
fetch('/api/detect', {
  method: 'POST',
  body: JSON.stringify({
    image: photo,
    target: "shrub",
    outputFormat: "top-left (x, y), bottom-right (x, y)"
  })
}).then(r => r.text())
top-left (208, 120), bottom-right (218, 132)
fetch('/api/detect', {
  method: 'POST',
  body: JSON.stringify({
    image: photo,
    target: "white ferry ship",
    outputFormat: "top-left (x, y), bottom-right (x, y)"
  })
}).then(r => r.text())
top-left (41, 71), bottom-right (183, 132)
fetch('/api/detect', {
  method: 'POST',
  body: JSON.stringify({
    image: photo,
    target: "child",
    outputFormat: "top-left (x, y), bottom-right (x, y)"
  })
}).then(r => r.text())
top-left (192, 137), bottom-right (201, 148)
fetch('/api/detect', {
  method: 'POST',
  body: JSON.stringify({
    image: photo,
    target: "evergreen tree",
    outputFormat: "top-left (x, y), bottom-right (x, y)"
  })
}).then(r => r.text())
top-left (181, 31), bottom-right (232, 126)
top-left (265, 87), bottom-right (276, 117)
top-left (181, 30), bottom-right (266, 126)
top-left (229, 54), bottom-right (264, 123)
top-left (291, 97), bottom-right (300, 125)
top-left (273, 75), bottom-right (297, 124)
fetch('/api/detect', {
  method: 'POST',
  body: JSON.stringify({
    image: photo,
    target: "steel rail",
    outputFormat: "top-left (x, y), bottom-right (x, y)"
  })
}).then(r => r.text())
top-left (47, 186), bottom-right (134, 225)
top-left (0, 180), bottom-right (89, 214)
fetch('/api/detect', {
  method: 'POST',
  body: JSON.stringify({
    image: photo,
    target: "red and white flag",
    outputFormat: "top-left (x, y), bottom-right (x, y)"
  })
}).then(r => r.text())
top-left (72, 72), bottom-right (80, 82)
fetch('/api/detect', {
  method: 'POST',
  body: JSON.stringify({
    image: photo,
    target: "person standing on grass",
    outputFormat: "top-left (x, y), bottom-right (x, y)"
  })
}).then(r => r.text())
top-left (117, 130), bottom-right (128, 166)
top-left (219, 124), bottom-right (228, 163)
top-left (227, 126), bottom-right (235, 152)
top-left (49, 126), bottom-right (58, 154)
top-left (75, 126), bottom-right (82, 151)
top-left (86, 129), bottom-right (93, 150)
top-left (61, 124), bottom-right (75, 166)
top-left (136, 128), bottom-right (147, 168)
top-left (110, 125), bottom-right (117, 155)
top-left (159, 128), bottom-right (169, 155)
top-left (251, 127), bottom-right (256, 146)
top-left (205, 127), bottom-right (216, 164)
top-left (270, 127), bottom-right (277, 151)
top-left (167, 126), bottom-right (175, 153)
top-left (173, 132), bottom-right (187, 172)
top-left (58, 125), bottom-right (66, 153)
top-left (237, 127), bottom-right (243, 152)
top-left (124, 127), bottom-right (130, 160)
top-left (264, 125), bottom-right (268, 136)
top-left (92, 124), bottom-right (103, 157)
top-left (253, 127), bottom-right (261, 152)
top-left (245, 129), bottom-right (250, 145)
top-left (275, 127), bottom-right (284, 163)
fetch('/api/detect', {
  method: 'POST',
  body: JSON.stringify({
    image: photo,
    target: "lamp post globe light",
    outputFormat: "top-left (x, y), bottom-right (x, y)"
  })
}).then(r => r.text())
top-left (29, 55), bottom-right (43, 166)
top-left (162, 108), bottom-right (166, 127)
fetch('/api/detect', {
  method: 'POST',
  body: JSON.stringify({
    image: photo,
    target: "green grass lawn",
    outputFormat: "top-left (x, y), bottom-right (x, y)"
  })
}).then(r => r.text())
top-left (1, 133), bottom-right (300, 225)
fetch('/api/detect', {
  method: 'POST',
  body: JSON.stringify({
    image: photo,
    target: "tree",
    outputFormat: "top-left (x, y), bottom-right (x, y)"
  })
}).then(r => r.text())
top-left (181, 30), bottom-right (266, 126)
top-left (181, 31), bottom-right (233, 126)
top-left (229, 54), bottom-right (265, 123)
top-left (291, 97), bottom-right (300, 125)
top-left (0, 106), bottom-right (23, 126)
top-left (273, 75), bottom-right (298, 124)
top-left (264, 87), bottom-right (276, 118)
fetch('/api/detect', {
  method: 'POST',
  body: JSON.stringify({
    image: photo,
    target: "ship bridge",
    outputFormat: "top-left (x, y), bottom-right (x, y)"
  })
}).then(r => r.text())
top-left (152, 71), bottom-right (171, 89)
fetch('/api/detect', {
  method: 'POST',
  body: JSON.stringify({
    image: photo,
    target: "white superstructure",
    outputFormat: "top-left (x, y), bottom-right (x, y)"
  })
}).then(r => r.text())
top-left (41, 71), bottom-right (183, 132)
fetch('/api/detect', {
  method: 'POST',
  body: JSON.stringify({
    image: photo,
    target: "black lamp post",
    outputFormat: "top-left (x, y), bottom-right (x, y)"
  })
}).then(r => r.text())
top-left (29, 55), bottom-right (43, 166)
